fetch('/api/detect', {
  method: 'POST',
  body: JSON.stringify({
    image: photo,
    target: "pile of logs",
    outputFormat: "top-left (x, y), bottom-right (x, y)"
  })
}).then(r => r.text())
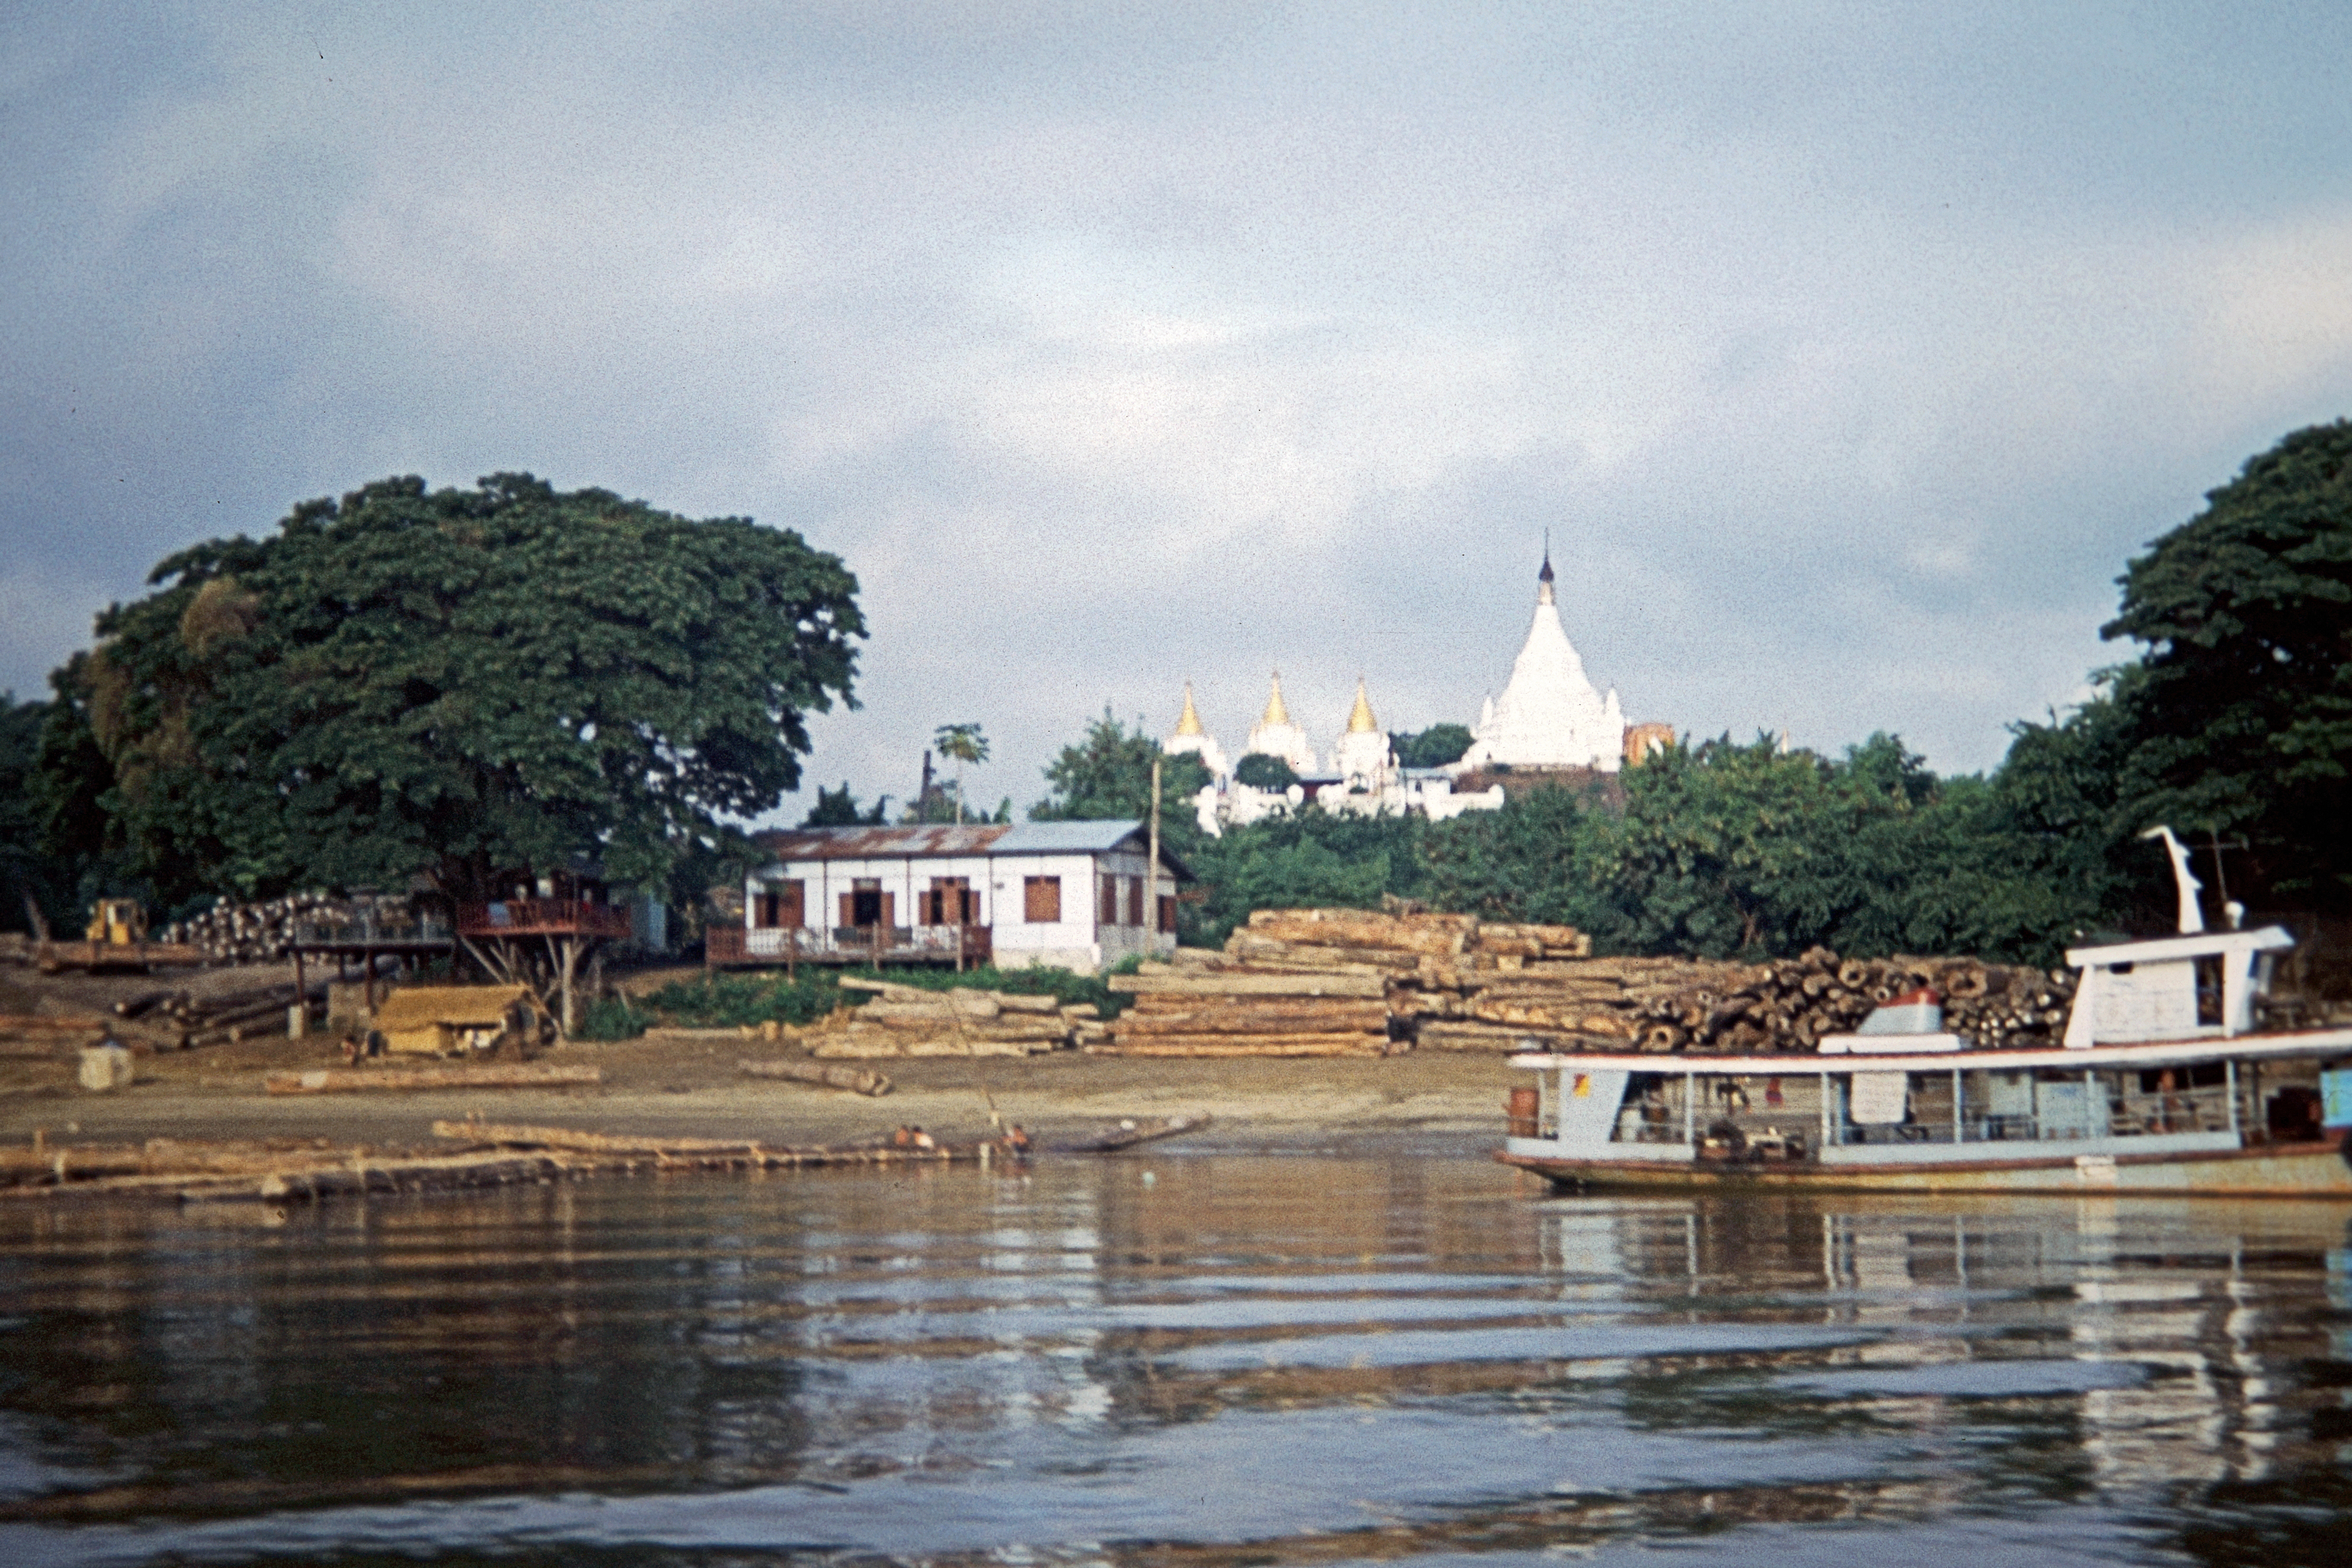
top-left (1408, 937), bottom-right (2077, 1055)
top-left (803, 979), bottom-right (1099, 1058)
top-left (0, 1014), bottom-right (113, 1057)
top-left (156, 891), bottom-right (403, 965)
top-left (113, 981), bottom-right (325, 1050)
top-left (1102, 909), bottom-right (2079, 1057)
top-left (1094, 909), bottom-right (1440, 1057)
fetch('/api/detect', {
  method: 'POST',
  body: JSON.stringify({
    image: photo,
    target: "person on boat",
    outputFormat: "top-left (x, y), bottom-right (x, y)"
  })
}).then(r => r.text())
top-left (1001, 1124), bottom-right (1032, 1156)
top-left (909, 1126), bottom-right (936, 1150)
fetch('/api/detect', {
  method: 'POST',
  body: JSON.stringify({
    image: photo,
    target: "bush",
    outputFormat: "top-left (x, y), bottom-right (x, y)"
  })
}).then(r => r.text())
top-left (575, 995), bottom-right (651, 1040)
top-left (633, 964), bottom-right (1130, 1026)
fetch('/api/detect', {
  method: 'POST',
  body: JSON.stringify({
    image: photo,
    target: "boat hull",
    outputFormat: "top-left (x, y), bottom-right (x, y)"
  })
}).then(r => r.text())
top-left (1496, 1137), bottom-right (2352, 1197)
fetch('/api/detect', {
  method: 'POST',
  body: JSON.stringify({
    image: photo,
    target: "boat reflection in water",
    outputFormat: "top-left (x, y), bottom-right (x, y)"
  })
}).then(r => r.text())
top-left (1, 1157), bottom-right (2348, 1565)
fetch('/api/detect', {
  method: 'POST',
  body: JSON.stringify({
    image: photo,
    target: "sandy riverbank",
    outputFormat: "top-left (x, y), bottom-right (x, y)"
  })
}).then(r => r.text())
top-left (0, 961), bottom-right (1522, 1156)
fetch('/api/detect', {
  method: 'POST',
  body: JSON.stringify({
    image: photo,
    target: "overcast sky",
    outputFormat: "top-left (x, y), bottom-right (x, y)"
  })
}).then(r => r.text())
top-left (8, 3), bottom-right (2351, 822)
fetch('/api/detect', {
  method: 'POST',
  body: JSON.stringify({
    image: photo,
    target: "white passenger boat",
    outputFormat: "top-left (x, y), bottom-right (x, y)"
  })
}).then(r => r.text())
top-left (1498, 842), bottom-right (2352, 1197)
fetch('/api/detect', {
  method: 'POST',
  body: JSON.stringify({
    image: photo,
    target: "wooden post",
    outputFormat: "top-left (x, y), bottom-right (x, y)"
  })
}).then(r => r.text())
top-left (1146, 756), bottom-right (1161, 957)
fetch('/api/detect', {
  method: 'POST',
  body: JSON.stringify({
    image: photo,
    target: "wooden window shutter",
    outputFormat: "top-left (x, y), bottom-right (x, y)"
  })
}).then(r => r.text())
top-left (1025, 876), bottom-right (1061, 923)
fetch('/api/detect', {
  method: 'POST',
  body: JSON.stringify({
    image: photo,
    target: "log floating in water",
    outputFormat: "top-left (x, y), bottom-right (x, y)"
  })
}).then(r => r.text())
top-left (1049, 1113), bottom-right (1212, 1153)
top-left (264, 1063), bottom-right (601, 1094)
top-left (738, 1058), bottom-right (892, 1096)
top-left (429, 1119), bottom-right (977, 1167)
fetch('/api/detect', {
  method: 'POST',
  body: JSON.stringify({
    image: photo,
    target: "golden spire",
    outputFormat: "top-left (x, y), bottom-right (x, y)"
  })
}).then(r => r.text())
top-left (1174, 680), bottom-right (1205, 737)
top-left (1346, 677), bottom-right (1379, 733)
top-left (1261, 671), bottom-right (1291, 727)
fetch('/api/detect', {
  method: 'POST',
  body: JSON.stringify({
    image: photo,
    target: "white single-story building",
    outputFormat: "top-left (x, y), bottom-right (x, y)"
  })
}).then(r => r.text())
top-left (738, 821), bottom-right (1189, 972)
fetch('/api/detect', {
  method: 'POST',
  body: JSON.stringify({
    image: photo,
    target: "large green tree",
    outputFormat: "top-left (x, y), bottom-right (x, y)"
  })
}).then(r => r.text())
top-left (1032, 708), bottom-right (1210, 841)
top-left (73, 474), bottom-right (862, 902)
top-left (2104, 420), bottom-right (2352, 909)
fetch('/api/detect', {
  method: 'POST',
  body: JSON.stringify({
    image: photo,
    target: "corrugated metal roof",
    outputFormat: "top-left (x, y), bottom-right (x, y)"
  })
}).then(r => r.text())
top-left (753, 824), bottom-right (1011, 861)
top-left (989, 820), bottom-right (1145, 854)
top-left (754, 818), bottom-right (1191, 879)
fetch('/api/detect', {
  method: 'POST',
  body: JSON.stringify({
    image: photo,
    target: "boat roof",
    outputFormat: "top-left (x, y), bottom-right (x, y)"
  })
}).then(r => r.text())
top-left (1510, 1026), bottom-right (2352, 1077)
top-left (2065, 925), bottom-right (2294, 965)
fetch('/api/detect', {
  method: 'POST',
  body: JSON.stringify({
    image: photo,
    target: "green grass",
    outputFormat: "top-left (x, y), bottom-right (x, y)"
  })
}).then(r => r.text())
top-left (633, 962), bottom-right (1132, 1028)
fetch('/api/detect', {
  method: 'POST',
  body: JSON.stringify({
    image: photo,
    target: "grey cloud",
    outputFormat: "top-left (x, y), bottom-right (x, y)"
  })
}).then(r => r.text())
top-left (4, 3), bottom-right (2349, 829)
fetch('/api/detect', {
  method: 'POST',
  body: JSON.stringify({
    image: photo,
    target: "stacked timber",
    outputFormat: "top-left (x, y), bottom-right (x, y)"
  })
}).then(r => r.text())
top-left (1103, 909), bottom-right (2078, 1057)
top-left (130, 982), bottom-right (325, 1049)
top-left (805, 980), bottom-right (1089, 1058)
top-left (0, 1014), bottom-right (113, 1057)
top-left (1408, 942), bottom-right (2074, 1054)
top-left (156, 891), bottom-right (427, 965)
top-left (1095, 910), bottom-right (1413, 1057)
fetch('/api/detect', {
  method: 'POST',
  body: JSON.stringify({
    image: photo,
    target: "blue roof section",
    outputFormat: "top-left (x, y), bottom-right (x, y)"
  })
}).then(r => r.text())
top-left (995, 820), bottom-right (1193, 881)
top-left (990, 820), bottom-right (1144, 854)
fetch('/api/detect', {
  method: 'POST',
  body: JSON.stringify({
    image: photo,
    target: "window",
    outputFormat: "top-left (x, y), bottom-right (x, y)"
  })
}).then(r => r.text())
top-left (1024, 876), bottom-right (1062, 923)
top-left (845, 878), bottom-right (887, 928)
top-left (754, 880), bottom-right (804, 928)
top-left (1099, 874), bottom-right (1119, 926)
top-left (1158, 894), bottom-right (1177, 934)
top-left (925, 877), bottom-right (974, 926)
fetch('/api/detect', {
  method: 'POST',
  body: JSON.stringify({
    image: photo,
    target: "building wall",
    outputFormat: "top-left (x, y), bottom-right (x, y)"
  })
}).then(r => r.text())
top-left (748, 847), bottom-right (1177, 971)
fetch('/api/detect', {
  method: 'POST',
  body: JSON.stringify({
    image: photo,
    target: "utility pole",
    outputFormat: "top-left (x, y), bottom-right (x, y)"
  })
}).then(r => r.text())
top-left (1146, 756), bottom-right (1162, 953)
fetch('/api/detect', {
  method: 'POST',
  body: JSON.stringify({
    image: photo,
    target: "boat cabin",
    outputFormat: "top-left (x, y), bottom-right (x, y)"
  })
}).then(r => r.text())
top-left (1501, 923), bottom-right (2352, 1197)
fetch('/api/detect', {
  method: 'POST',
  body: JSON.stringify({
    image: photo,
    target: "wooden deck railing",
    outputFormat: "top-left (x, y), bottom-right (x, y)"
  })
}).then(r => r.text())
top-left (708, 923), bottom-right (991, 967)
top-left (456, 899), bottom-right (634, 939)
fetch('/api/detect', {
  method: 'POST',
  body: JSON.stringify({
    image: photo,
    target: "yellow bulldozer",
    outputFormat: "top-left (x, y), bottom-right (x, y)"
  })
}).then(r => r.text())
top-left (34, 897), bottom-right (201, 974)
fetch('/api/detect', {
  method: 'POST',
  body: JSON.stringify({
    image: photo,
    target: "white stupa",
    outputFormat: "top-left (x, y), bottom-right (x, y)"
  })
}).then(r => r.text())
top-left (1163, 680), bottom-right (1229, 778)
top-left (1242, 671), bottom-right (1319, 775)
top-left (1330, 677), bottom-right (1394, 791)
top-left (1454, 551), bottom-right (1624, 774)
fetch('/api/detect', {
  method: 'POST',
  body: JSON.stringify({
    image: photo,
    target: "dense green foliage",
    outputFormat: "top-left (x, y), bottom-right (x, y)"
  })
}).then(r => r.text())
top-left (1232, 752), bottom-right (1300, 791)
top-left (58, 475), bottom-right (861, 909)
top-left (1393, 724), bottom-right (1474, 768)
top-left (1181, 809), bottom-right (1423, 944)
top-left (2104, 420), bottom-right (2352, 910)
top-left (0, 695), bottom-right (48, 924)
top-left (1031, 708), bottom-right (1211, 841)
top-left (803, 781), bottom-right (890, 827)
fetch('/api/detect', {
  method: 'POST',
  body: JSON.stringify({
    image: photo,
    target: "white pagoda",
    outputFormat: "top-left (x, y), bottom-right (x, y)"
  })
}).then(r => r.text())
top-left (1163, 680), bottom-right (1229, 778)
top-left (1241, 671), bottom-right (1318, 775)
top-left (1453, 552), bottom-right (1624, 774)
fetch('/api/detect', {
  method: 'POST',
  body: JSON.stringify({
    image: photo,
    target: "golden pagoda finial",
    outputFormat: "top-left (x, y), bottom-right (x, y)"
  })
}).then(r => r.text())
top-left (1346, 677), bottom-right (1379, 733)
top-left (1261, 671), bottom-right (1291, 727)
top-left (1174, 680), bottom-right (1205, 737)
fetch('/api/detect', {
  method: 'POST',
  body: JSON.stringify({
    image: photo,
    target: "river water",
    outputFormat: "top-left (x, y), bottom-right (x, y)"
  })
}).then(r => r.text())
top-left (1, 1151), bottom-right (2348, 1566)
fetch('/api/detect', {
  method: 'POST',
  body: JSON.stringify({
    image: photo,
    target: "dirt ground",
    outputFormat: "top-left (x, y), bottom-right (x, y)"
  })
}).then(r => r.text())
top-left (0, 959), bottom-right (1523, 1155)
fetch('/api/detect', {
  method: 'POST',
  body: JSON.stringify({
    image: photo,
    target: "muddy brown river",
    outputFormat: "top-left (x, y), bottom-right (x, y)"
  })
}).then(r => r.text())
top-left (1, 1150), bottom-right (2347, 1565)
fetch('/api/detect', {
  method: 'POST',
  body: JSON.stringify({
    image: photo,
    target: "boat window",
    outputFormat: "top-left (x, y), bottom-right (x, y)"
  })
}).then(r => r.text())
top-left (2137, 1062), bottom-right (2226, 1093)
top-left (2193, 956), bottom-right (2224, 1026)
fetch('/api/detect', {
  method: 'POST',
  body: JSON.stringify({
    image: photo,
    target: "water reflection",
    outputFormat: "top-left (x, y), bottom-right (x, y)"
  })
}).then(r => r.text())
top-left (0, 1158), bottom-right (2345, 1566)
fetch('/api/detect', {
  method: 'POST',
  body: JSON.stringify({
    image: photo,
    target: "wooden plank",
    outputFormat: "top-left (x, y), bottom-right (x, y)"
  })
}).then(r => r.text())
top-left (1108, 972), bottom-right (1384, 998)
top-left (264, 1064), bottom-right (601, 1094)
top-left (738, 1059), bottom-right (893, 1096)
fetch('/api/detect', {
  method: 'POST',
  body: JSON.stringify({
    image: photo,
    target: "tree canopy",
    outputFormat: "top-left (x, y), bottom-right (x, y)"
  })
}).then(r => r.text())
top-left (1393, 724), bottom-right (1474, 768)
top-left (1233, 752), bottom-right (1300, 792)
top-left (70, 474), bottom-right (861, 903)
top-left (1032, 708), bottom-right (1210, 836)
top-left (2104, 420), bottom-right (2352, 909)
